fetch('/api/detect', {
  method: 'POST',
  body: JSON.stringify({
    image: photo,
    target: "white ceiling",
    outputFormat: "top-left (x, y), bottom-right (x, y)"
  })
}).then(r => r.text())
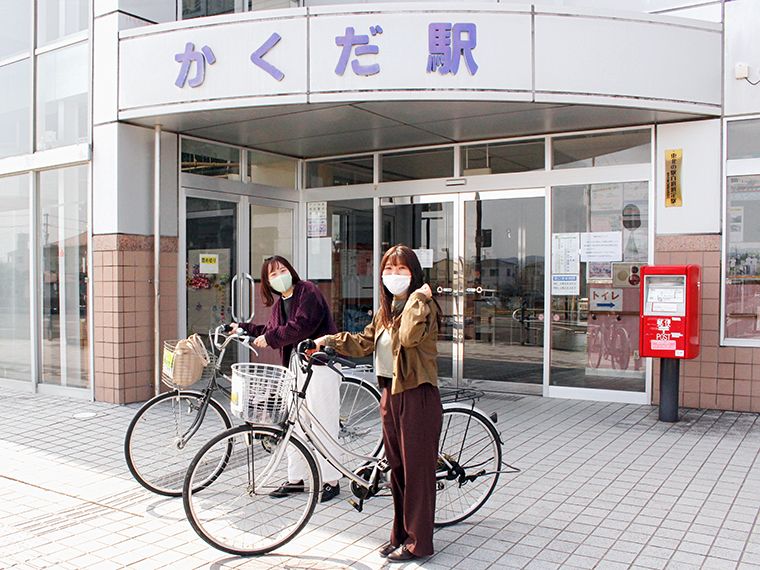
top-left (125, 100), bottom-right (709, 159)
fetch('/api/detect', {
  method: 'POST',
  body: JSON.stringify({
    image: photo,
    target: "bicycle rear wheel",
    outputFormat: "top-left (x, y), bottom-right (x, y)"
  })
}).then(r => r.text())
top-left (339, 376), bottom-right (382, 467)
top-left (124, 390), bottom-right (232, 496)
top-left (435, 406), bottom-right (502, 527)
top-left (183, 424), bottom-right (319, 556)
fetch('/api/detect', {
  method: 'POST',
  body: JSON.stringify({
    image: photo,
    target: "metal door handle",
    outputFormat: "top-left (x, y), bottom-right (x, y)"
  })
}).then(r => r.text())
top-left (231, 274), bottom-right (239, 322)
top-left (244, 273), bottom-right (255, 323)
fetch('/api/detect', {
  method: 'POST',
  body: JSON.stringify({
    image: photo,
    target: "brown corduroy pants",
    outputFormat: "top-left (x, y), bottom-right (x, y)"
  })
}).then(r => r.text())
top-left (380, 382), bottom-right (443, 557)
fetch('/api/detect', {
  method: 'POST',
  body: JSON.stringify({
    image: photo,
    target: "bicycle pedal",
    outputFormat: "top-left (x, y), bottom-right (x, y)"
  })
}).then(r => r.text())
top-left (349, 498), bottom-right (364, 513)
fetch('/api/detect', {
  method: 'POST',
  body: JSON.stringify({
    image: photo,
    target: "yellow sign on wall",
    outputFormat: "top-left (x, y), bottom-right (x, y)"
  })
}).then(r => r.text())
top-left (665, 149), bottom-right (682, 207)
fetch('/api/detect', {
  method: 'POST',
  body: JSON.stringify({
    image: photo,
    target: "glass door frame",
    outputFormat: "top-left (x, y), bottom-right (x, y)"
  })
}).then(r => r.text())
top-left (179, 179), bottom-right (299, 356)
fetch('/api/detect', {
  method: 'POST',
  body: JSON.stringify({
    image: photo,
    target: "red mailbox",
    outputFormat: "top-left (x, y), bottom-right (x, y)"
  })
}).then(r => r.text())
top-left (639, 265), bottom-right (701, 359)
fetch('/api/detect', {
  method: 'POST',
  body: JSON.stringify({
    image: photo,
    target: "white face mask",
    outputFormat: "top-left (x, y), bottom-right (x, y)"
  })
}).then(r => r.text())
top-left (270, 272), bottom-right (293, 294)
top-left (382, 274), bottom-right (411, 297)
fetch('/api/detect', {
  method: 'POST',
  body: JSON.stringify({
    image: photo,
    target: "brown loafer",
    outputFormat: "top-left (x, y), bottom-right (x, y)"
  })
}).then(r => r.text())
top-left (378, 543), bottom-right (399, 558)
top-left (387, 545), bottom-right (417, 562)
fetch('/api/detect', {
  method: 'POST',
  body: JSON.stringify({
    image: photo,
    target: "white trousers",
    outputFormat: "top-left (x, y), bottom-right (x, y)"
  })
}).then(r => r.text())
top-left (288, 359), bottom-right (342, 484)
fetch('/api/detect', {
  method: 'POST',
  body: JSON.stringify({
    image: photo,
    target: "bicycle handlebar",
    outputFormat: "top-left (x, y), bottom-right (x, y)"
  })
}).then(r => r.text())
top-left (212, 324), bottom-right (259, 357)
top-left (296, 339), bottom-right (356, 374)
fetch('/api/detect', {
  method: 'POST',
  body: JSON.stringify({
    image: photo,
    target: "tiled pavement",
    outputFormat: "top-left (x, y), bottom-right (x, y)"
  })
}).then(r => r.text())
top-left (2, 386), bottom-right (760, 570)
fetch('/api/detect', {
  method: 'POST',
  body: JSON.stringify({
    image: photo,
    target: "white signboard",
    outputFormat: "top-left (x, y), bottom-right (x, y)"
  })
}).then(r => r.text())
top-left (413, 248), bottom-right (434, 269)
top-left (552, 274), bottom-right (579, 295)
top-left (308, 201), bottom-right (328, 237)
top-left (307, 237), bottom-right (332, 280)
top-left (589, 287), bottom-right (623, 311)
top-left (552, 233), bottom-right (580, 274)
top-left (580, 231), bottom-right (623, 262)
top-left (199, 253), bottom-right (219, 274)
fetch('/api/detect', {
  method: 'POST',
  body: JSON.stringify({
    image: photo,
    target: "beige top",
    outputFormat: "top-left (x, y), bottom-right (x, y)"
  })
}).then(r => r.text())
top-left (325, 290), bottom-right (439, 395)
top-left (375, 328), bottom-right (393, 379)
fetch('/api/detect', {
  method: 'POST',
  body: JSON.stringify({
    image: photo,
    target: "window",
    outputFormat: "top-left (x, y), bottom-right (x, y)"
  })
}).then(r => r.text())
top-left (0, 1), bottom-right (30, 59)
top-left (39, 165), bottom-right (89, 388)
top-left (0, 59), bottom-right (31, 159)
top-left (248, 149), bottom-right (297, 188)
top-left (36, 42), bottom-right (89, 150)
top-left (0, 174), bottom-right (31, 382)
top-left (306, 156), bottom-right (374, 188)
top-left (462, 140), bottom-right (544, 175)
top-left (182, 0), bottom-right (297, 19)
top-left (727, 119), bottom-right (760, 160)
top-left (553, 129), bottom-right (651, 169)
top-left (381, 148), bottom-right (454, 182)
top-left (37, 0), bottom-right (88, 47)
top-left (182, 139), bottom-right (240, 179)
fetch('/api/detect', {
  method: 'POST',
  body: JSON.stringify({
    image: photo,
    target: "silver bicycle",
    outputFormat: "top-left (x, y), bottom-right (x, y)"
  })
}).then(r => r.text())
top-left (182, 340), bottom-right (515, 556)
top-left (124, 325), bottom-right (382, 496)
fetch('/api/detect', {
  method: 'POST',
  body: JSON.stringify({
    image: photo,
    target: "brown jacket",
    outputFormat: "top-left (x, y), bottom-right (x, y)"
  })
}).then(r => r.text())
top-left (325, 291), bottom-right (439, 395)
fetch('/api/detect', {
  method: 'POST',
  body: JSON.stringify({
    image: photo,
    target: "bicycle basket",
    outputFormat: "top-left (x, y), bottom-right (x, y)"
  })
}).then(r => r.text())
top-left (161, 337), bottom-right (214, 389)
top-left (230, 363), bottom-right (295, 425)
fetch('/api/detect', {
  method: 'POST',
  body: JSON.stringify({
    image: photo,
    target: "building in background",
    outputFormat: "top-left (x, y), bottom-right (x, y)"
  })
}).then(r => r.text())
top-left (2, 0), bottom-right (760, 413)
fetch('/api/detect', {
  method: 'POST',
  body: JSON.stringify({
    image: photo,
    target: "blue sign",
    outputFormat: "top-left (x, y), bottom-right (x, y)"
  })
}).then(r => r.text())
top-left (175, 42), bottom-right (216, 88)
top-left (334, 26), bottom-right (383, 76)
top-left (427, 23), bottom-right (478, 75)
top-left (251, 33), bottom-right (285, 81)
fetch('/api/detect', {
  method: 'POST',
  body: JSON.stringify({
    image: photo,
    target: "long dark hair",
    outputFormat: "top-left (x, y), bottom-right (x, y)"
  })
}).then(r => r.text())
top-left (377, 244), bottom-right (441, 330)
top-left (260, 255), bottom-right (301, 307)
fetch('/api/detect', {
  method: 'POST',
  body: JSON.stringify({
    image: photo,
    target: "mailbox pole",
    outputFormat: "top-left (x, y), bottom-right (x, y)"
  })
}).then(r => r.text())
top-left (659, 358), bottom-right (680, 422)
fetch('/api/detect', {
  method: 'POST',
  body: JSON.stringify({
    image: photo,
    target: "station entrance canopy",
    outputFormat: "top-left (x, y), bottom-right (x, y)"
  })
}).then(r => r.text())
top-left (116, 4), bottom-right (722, 158)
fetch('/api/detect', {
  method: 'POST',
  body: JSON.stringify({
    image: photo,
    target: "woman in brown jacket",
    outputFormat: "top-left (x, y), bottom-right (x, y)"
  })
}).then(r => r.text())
top-left (316, 245), bottom-right (443, 562)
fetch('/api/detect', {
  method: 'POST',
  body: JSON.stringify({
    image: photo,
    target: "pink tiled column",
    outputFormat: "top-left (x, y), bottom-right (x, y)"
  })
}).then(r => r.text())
top-left (93, 235), bottom-right (178, 404)
top-left (652, 234), bottom-right (760, 412)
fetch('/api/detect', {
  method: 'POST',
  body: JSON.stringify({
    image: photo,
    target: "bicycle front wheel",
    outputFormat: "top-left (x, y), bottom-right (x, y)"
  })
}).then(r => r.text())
top-left (183, 424), bottom-right (320, 556)
top-left (124, 390), bottom-right (232, 496)
top-left (435, 406), bottom-right (503, 527)
top-left (339, 376), bottom-right (382, 467)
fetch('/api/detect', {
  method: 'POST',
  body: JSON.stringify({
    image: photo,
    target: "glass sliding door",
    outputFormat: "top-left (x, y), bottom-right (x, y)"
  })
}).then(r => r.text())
top-left (461, 191), bottom-right (545, 390)
top-left (550, 182), bottom-right (648, 394)
top-left (381, 197), bottom-right (455, 381)
top-left (39, 165), bottom-right (89, 388)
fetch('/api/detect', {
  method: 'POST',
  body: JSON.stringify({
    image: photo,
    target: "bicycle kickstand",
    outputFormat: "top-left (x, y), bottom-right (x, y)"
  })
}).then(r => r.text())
top-left (349, 496), bottom-right (364, 513)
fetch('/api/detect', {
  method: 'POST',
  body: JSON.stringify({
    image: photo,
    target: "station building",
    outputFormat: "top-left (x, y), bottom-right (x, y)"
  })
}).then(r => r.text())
top-left (2, 0), bottom-right (760, 410)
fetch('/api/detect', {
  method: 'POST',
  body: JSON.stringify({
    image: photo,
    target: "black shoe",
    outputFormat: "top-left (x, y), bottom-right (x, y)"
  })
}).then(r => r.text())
top-left (320, 482), bottom-right (340, 503)
top-left (379, 543), bottom-right (399, 558)
top-left (387, 545), bottom-right (418, 563)
top-left (269, 480), bottom-right (305, 498)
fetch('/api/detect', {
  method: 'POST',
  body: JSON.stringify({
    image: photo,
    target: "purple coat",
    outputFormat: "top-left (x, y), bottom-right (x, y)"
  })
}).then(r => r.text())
top-left (239, 280), bottom-right (338, 366)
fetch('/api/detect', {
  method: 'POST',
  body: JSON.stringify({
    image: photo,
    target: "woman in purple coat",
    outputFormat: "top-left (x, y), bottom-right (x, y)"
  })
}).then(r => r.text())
top-left (231, 255), bottom-right (341, 502)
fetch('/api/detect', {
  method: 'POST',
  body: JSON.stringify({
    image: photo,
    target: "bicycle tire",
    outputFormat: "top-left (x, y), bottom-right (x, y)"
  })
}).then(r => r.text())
top-left (435, 405), bottom-right (503, 527)
top-left (339, 376), bottom-right (383, 467)
top-left (124, 390), bottom-right (232, 497)
top-left (183, 424), bottom-right (319, 556)
top-left (611, 328), bottom-right (631, 370)
top-left (587, 327), bottom-right (603, 368)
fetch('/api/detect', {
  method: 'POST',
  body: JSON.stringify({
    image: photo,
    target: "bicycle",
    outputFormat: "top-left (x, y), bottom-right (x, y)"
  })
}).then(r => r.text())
top-left (587, 313), bottom-right (631, 370)
top-left (124, 325), bottom-right (382, 497)
top-left (182, 340), bottom-right (517, 556)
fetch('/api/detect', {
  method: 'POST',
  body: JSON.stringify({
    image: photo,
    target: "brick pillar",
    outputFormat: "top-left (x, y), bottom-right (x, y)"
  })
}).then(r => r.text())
top-left (92, 234), bottom-right (178, 404)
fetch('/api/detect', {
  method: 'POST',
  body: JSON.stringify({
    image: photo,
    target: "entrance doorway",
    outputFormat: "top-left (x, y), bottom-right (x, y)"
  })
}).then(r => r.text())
top-left (381, 189), bottom-right (545, 391)
top-left (182, 189), bottom-right (296, 367)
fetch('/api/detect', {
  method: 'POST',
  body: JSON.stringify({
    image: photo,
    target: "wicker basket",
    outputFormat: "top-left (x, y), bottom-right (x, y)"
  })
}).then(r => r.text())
top-left (161, 338), bottom-right (215, 389)
top-left (230, 363), bottom-right (295, 425)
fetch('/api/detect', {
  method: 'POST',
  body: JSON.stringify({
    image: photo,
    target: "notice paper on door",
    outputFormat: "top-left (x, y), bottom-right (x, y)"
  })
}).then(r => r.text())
top-left (307, 237), bottom-right (332, 280)
top-left (580, 231), bottom-right (622, 263)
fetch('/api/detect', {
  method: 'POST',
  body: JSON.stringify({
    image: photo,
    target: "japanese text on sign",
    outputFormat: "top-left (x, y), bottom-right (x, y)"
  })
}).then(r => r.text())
top-left (665, 149), bottom-right (682, 208)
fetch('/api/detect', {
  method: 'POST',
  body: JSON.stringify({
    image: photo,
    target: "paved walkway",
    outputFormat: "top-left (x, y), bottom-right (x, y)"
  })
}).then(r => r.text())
top-left (2, 387), bottom-right (760, 570)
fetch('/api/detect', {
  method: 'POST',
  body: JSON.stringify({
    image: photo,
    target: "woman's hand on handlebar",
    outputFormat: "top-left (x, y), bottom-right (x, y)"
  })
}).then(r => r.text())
top-left (228, 323), bottom-right (240, 334)
top-left (313, 336), bottom-right (328, 351)
top-left (253, 334), bottom-right (268, 348)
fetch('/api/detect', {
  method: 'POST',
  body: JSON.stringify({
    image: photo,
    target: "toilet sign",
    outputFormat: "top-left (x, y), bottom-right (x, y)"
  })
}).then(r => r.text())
top-left (589, 287), bottom-right (623, 311)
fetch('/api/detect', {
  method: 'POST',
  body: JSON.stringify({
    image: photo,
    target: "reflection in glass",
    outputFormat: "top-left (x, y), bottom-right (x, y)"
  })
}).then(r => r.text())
top-left (463, 196), bottom-right (544, 387)
top-left (182, 139), bottom-right (241, 179)
top-left (382, 201), bottom-right (454, 381)
top-left (186, 198), bottom-right (237, 339)
top-left (37, 0), bottom-right (88, 46)
top-left (0, 174), bottom-right (31, 382)
top-left (36, 42), bottom-right (89, 150)
top-left (0, 2), bottom-right (30, 60)
top-left (553, 129), bottom-right (651, 169)
top-left (727, 119), bottom-right (760, 160)
top-left (248, 149), bottom-right (296, 188)
top-left (306, 157), bottom-right (374, 188)
top-left (40, 166), bottom-right (89, 388)
top-left (462, 140), bottom-right (545, 175)
top-left (183, 0), bottom-right (294, 19)
top-left (0, 59), bottom-right (31, 159)
top-left (381, 148), bottom-right (454, 182)
top-left (725, 175), bottom-right (760, 340)
top-left (550, 183), bottom-right (648, 392)
top-left (311, 199), bottom-right (373, 333)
